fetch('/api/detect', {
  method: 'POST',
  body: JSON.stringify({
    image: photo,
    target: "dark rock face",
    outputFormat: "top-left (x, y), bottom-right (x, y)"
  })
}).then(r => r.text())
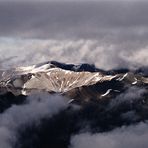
top-left (0, 92), bottom-right (26, 113)
top-left (50, 61), bottom-right (98, 72)
top-left (0, 61), bottom-right (148, 148)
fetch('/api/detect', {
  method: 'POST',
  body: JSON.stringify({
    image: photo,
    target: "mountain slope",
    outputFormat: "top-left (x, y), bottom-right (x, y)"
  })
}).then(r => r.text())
top-left (0, 61), bottom-right (148, 148)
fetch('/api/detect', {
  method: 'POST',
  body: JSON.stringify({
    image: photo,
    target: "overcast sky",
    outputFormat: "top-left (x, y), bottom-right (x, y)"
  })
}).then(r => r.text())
top-left (0, 0), bottom-right (146, 1)
top-left (0, 1), bottom-right (148, 69)
top-left (0, 1), bottom-right (148, 39)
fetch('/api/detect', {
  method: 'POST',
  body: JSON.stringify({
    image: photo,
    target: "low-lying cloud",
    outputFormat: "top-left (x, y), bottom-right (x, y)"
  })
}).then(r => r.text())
top-left (109, 87), bottom-right (146, 109)
top-left (0, 93), bottom-right (67, 148)
top-left (0, 38), bottom-right (147, 70)
top-left (70, 86), bottom-right (148, 148)
top-left (70, 121), bottom-right (148, 148)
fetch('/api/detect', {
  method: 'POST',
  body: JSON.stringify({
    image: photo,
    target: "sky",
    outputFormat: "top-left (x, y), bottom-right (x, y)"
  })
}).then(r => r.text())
top-left (0, 1), bottom-right (148, 39)
top-left (0, 1), bottom-right (147, 69)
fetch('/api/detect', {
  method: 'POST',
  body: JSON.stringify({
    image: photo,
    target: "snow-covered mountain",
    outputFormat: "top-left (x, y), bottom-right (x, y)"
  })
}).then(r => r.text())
top-left (1, 61), bottom-right (147, 96)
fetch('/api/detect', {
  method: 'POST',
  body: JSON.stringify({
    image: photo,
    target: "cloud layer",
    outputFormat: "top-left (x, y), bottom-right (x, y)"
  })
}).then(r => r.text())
top-left (0, 93), bottom-right (67, 148)
top-left (0, 38), bottom-right (147, 70)
top-left (70, 86), bottom-right (147, 148)
top-left (70, 121), bottom-right (148, 148)
top-left (0, 1), bottom-right (147, 70)
top-left (0, 1), bottom-right (148, 40)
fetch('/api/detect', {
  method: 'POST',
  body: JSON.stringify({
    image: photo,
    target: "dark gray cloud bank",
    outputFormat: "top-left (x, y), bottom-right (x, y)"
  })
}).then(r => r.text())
top-left (0, 1), bottom-right (148, 40)
top-left (0, 1), bottom-right (148, 69)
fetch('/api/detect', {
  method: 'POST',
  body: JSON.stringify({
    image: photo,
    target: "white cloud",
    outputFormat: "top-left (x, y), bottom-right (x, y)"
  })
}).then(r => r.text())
top-left (0, 92), bottom-right (67, 148)
top-left (70, 121), bottom-right (148, 148)
top-left (0, 38), bottom-right (147, 70)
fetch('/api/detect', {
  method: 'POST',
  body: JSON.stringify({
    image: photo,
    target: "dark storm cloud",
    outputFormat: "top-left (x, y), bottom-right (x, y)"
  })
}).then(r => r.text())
top-left (0, 1), bottom-right (148, 40)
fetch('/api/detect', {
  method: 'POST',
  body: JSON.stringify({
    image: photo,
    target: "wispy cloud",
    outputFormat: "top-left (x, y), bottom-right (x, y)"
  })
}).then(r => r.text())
top-left (0, 38), bottom-right (147, 70)
top-left (109, 87), bottom-right (146, 109)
